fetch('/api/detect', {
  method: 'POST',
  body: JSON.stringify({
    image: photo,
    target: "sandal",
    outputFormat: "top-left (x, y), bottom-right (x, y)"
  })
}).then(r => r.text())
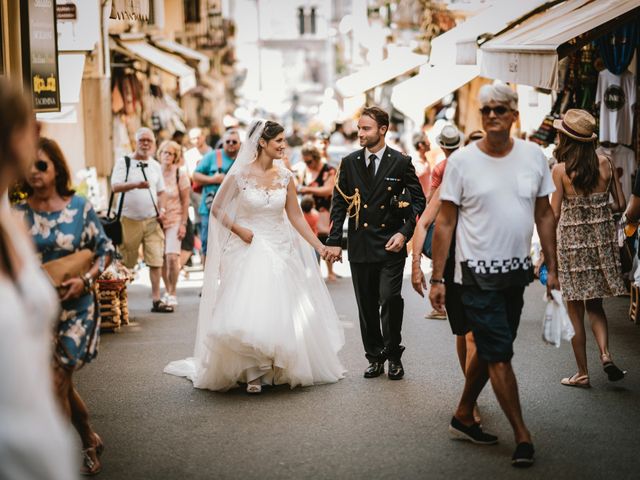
top-left (92, 433), bottom-right (104, 457)
top-left (151, 300), bottom-right (174, 313)
top-left (560, 373), bottom-right (591, 388)
top-left (246, 383), bottom-right (262, 394)
top-left (601, 354), bottom-right (626, 382)
top-left (80, 447), bottom-right (102, 476)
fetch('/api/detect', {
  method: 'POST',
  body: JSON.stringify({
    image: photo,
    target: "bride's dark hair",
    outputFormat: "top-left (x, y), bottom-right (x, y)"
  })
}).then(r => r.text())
top-left (254, 120), bottom-right (284, 153)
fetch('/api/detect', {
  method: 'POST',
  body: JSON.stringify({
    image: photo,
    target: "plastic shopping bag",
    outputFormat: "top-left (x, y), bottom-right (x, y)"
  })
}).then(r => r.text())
top-left (542, 290), bottom-right (575, 347)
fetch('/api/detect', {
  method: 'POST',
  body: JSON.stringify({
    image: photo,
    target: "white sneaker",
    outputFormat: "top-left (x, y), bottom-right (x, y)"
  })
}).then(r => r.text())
top-left (166, 295), bottom-right (178, 307)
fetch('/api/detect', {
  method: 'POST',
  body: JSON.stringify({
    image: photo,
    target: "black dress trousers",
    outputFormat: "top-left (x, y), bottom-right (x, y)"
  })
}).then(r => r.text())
top-left (350, 259), bottom-right (405, 362)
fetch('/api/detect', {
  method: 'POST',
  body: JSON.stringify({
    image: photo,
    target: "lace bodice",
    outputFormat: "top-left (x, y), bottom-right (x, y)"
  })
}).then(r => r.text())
top-left (234, 164), bottom-right (293, 241)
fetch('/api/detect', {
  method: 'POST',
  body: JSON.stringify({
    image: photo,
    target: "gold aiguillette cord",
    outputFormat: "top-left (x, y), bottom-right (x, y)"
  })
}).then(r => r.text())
top-left (334, 162), bottom-right (361, 229)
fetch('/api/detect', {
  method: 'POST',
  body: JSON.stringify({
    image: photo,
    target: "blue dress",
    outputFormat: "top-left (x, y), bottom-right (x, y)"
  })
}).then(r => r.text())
top-left (15, 195), bottom-right (114, 368)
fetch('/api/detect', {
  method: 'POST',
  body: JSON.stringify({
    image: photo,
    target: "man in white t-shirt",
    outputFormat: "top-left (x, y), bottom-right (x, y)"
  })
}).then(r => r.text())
top-left (430, 84), bottom-right (559, 468)
top-left (111, 127), bottom-right (171, 313)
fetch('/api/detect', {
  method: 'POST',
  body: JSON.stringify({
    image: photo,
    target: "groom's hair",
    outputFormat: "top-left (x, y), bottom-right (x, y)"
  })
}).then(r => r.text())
top-left (361, 106), bottom-right (389, 129)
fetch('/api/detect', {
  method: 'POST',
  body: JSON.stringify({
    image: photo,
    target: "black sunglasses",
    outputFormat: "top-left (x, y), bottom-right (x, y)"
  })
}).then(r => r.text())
top-left (225, 140), bottom-right (239, 145)
top-left (35, 160), bottom-right (48, 172)
top-left (480, 105), bottom-right (511, 116)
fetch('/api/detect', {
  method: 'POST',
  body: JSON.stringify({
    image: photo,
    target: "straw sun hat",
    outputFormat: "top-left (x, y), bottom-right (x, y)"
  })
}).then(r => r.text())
top-left (553, 109), bottom-right (598, 142)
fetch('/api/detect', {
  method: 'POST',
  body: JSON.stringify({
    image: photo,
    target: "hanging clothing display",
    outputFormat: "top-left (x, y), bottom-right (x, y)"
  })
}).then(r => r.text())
top-left (595, 69), bottom-right (636, 145)
top-left (597, 144), bottom-right (636, 201)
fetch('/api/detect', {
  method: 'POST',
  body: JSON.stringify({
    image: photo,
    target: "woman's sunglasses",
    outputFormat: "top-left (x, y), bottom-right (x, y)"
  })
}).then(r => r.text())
top-left (34, 160), bottom-right (48, 172)
top-left (480, 105), bottom-right (510, 116)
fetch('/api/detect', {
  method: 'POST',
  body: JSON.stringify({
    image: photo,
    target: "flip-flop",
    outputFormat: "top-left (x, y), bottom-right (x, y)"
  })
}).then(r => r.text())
top-left (560, 373), bottom-right (591, 388)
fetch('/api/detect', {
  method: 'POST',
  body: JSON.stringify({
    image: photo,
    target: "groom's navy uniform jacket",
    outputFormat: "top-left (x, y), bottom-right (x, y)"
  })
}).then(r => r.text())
top-left (326, 146), bottom-right (426, 262)
top-left (327, 145), bottom-right (426, 363)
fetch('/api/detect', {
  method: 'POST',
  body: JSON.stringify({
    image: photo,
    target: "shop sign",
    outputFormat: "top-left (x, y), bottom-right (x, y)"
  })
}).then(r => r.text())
top-left (56, 3), bottom-right (77, 21)
top-left (21, 0), bottom-right (60, 112)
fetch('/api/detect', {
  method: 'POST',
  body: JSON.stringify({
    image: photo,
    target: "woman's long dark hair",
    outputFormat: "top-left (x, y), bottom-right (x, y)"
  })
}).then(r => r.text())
top-left (23, 137), bottom-right (76, 197)
top-left (554, 132), bottom-right (599, 194)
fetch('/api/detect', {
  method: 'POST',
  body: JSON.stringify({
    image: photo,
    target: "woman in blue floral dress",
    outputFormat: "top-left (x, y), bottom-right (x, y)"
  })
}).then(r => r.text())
top-left (15, 137), bottom-right (114, 476)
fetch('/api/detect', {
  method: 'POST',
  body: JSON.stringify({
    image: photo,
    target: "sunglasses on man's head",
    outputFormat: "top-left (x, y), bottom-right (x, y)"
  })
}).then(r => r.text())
top-left (34, 160), bottom-right (48, 172)
top-left (480, 105), bottom-right (510, 116)
top-left (225, 140), bottom-right (239, 145)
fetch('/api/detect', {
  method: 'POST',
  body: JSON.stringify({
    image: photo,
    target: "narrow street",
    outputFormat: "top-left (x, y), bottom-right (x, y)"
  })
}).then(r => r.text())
top-left (77, 266), bottom-right (640, 479)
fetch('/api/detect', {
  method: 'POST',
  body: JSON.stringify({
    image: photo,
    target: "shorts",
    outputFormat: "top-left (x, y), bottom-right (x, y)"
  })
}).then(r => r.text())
top-left (460, 285), bottom-right (526, 363)
top-left (201, 213), bottom-right (210, 255)
top-left (164, 224), bottom-right (182, 255)
top-left (120, 216), bottom-right (165, 269)
top-left (444, 239), bottom-right (470, 336)
top-left (180, 218), bottom-right (195, 252)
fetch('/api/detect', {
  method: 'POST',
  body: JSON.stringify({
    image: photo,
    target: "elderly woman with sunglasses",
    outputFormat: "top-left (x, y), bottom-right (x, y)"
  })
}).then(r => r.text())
top-left (14, 137), bottom-right (114, 475)
top-left (159, 140), bottom-right (191, 306)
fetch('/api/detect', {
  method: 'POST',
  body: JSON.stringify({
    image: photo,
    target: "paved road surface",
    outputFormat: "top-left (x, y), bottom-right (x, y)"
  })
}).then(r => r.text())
top-left (77, 266), bottom-right (640, 479)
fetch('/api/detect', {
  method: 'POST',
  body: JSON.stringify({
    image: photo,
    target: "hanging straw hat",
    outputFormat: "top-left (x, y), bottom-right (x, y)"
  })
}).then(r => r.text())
top-left (553, 109), bottom-right (597, 142)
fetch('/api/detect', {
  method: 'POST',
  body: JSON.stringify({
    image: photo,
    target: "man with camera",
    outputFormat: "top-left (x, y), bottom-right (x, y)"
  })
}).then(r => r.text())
top-left (111, 127), bottom-right (171, 313)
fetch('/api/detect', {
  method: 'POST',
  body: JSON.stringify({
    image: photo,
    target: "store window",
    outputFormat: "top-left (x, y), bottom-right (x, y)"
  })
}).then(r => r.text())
top-left (184, 0), bottom-right (201, 24)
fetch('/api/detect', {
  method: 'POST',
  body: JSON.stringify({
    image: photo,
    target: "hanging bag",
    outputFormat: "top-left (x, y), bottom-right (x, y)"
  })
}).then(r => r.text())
top-left (100, 156), bottom-right (131, 245)
top-left (542, 289), bottom-right (575, 347)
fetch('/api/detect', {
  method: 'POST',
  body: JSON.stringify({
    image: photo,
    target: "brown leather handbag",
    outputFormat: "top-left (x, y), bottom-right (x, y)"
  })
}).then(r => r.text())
top-left (42, 249), bottom-right (94, 291)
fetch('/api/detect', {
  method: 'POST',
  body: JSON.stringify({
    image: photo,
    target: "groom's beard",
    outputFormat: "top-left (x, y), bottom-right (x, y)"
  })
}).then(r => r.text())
top-left (361, 133), bottom-right (381, 149)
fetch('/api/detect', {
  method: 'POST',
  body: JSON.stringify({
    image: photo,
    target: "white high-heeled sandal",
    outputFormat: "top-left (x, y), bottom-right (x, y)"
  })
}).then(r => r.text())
top-left (246, 382), bottom-right (262, 394)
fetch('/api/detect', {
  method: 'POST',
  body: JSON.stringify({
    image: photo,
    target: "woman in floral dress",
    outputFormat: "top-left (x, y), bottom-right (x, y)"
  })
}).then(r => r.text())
top-left (15, 137), bottom-right (114, 475)
top-left (550, 109), bottom-right (627, 388)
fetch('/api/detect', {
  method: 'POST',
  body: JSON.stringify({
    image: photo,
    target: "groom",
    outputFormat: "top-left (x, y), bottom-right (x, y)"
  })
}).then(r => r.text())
top-left (326, 106), bottom-right (426, 379)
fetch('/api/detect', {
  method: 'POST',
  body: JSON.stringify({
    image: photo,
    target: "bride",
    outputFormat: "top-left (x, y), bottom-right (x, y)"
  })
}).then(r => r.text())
top-left (164, 120), bottom-right (346, 393)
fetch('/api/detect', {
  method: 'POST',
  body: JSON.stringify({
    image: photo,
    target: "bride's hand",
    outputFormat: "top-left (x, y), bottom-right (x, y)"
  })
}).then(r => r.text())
top-left (316, 245), bottom-right (328, 258)
top-left (237, 227), bottom-right (254, 244)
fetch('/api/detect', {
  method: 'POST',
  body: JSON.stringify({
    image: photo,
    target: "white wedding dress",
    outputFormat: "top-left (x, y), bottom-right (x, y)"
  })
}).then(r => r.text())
top-left (164, 162), bottom-right (346, 391)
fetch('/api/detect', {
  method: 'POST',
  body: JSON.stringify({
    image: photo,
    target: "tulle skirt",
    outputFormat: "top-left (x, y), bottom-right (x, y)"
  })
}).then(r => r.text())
top-left (164, 234), bottom-right (346, 391)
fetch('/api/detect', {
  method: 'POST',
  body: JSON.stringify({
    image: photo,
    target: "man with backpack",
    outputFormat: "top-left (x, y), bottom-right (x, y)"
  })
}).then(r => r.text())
top-left (193, 129), bottom-right (241, 264)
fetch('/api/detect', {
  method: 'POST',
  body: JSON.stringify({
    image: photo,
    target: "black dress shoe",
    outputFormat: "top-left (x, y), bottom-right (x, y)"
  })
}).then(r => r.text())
top-left (387, 360), bottom-right (404, 380)
top-left (364, 362), bottom-right (385, 378)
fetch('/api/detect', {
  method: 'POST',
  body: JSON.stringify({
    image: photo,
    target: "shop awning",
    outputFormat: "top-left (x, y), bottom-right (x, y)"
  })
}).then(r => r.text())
top-left (115, 39), bottom-right (197, 95)
top-left (430, 0), bottom-right (551, 67)
top-left (36, 54), bottom-right (86, 124)
top-left (152, 38), bottom-right (211, 75)
top-left (110, 0), bottom-right (149, 21)
top-left (335, 50), bottom-right (428, 98)
top-left (390, 65), bottom-right (480, 124)
top-left (479, 0), bottom-right (640, 89)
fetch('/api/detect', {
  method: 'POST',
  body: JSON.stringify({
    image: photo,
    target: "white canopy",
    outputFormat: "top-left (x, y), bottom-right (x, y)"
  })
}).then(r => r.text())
top-left (391, 65), bottom-right (480, 124)
top-left (430, 0), bottom-right (550, 66)
top-left (116, 39), bottom-right (197, 95)
top-left (335, 50), bottom-right (428, 98)
top-left (479, 0), bottom-right (640, 89)
top-left (152, 38), bottom-right (211, 75)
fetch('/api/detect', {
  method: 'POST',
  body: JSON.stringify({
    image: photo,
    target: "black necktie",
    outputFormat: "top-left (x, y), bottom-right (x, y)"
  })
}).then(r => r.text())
top-left (367, 154), bottom-right (376, 180)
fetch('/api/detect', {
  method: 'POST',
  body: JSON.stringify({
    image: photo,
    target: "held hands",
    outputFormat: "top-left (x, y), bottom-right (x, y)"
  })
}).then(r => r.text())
top-left (385, 233), bottom-right (406, 253)
top-left (324, 246), bottom-right (342, 263)
top-left (60, 277), bottom-right (86, 301)
top-left (237, 226), bottom-right (254, 244)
